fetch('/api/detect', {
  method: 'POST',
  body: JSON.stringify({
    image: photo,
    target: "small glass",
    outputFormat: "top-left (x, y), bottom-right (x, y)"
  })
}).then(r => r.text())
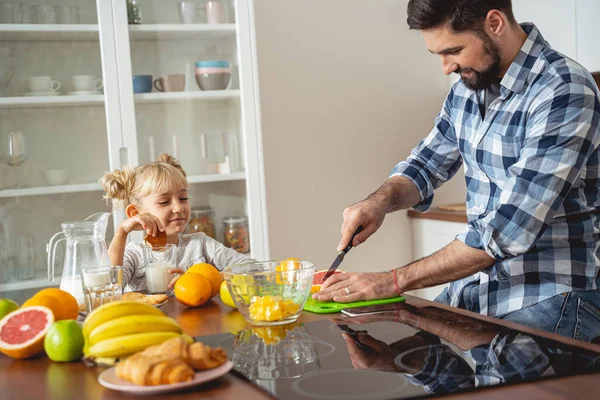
top-left (127, 0), bottom-right (142, 24)
top-left (0, 2), bottom-right (23, 23)
top-left (223, 216), bottom-right (250, 254)
top-left (81, 266), bottom-right (123, 313)
top-left (57, 5), bottom-right (79, 24)
top-left (186, 206), bottom-right (216, 238)
top-left (142, 244), bottom-right (176, 293)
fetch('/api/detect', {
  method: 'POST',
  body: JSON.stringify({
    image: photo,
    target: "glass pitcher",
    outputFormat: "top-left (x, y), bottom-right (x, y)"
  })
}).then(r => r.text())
top-left (47, 212), bottom-right (111, 304)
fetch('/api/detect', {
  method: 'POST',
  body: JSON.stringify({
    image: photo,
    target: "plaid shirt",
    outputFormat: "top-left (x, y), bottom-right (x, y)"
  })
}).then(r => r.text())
top-left (392, 24), bottom-right (600, 317)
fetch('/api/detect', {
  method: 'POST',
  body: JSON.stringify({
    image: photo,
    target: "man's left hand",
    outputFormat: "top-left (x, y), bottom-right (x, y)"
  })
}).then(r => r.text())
top-left (312, 272), bottom-right (397, 302)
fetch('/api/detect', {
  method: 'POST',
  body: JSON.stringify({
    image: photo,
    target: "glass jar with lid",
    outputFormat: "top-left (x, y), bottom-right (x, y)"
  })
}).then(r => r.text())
top-left (223, 216), bottom-right (250, 254)
top-left (186, 206), bottom-right (216, 239)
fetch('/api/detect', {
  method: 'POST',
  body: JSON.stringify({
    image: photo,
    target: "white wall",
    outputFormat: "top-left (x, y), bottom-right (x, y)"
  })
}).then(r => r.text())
top-left (254, 0), bottom-right (466, 272)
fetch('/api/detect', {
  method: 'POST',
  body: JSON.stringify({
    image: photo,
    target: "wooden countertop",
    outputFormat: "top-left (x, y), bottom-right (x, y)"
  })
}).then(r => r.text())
top-left (408, 207), bottom-right (468, 223)
top-left (1, 295), bottom-right (599, 400)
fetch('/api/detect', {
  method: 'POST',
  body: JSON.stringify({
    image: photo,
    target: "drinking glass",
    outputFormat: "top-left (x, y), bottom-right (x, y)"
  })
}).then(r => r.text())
top-left (81, 266), bottom-right (123, 313)
top-left (14, 236), bottom-right (35, 281)
top-left (57, 5), bottom-right (79, 24)
top-left (142, 244), bottom-right (176, 293)
top-left (1, 132), bottom-right (28, 188)
top-left (0, 2), bottom-right (24, 23)
top-left (31, 4), bottom-right (57, 24)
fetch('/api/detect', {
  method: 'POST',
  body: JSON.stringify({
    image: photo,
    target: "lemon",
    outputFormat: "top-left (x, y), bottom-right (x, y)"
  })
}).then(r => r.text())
top-left (44, 320), bottom-right (85, 362)
top-left (220, 281), bottom-right (236, 309)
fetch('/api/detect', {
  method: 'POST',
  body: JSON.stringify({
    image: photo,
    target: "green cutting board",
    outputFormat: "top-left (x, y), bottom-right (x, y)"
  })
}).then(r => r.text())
top-left (303, 296), bottom-right (405, 314)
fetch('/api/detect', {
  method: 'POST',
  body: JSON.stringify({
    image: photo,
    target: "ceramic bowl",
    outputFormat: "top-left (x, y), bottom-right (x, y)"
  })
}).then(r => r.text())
top-left (41, 169), bottom-right (68, 185)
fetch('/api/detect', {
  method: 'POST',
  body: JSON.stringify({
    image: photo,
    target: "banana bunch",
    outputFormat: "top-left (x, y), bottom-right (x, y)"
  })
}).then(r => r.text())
top-left (82, 300), bottom-right (191, 359)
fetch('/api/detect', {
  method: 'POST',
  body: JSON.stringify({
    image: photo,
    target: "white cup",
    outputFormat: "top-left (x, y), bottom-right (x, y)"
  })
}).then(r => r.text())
top-left (28, 76), bottom-right (61, 93)
top-left (205, 0), bottom-right (226, 24)
top-left (177, 1), bottom-right (199, 24)
top-left (72, 75), bottom-right (103, 92)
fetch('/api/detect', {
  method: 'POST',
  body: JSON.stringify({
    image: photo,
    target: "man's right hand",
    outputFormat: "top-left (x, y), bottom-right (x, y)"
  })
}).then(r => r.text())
top-left (338, 198), bottom-right (387, 251)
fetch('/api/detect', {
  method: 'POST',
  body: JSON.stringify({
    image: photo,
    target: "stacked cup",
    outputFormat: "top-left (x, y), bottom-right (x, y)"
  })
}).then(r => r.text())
top-left (194, 61), bottom-right (231, 91)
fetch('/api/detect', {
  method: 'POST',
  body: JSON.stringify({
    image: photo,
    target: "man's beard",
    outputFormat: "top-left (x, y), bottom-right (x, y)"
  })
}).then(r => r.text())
top-left (455, 35), bottom-right (502, 91)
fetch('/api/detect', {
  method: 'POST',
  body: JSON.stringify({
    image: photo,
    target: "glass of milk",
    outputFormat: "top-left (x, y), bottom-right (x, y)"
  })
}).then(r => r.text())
top-left (142, 244), bottom-right (177, 293)
top-left (81, 266), bottom-right (123, 313)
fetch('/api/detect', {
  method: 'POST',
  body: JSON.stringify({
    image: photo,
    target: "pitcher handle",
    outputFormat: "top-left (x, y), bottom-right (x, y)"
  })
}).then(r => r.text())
top-left (46, 231), bottom-right (64, 281)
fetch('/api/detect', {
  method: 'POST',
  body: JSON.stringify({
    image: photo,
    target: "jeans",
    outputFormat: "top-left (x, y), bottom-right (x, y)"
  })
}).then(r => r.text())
top-left (435, 284), bottom-right (600, 343)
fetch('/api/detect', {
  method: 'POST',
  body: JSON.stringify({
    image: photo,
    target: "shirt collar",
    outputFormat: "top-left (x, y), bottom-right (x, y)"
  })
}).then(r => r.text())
top-left (500, 23), bottom-right (549, 95)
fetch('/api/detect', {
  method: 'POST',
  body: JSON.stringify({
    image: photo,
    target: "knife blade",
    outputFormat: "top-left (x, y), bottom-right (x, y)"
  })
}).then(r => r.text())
top-left (322, 225), bottom-right (364, 283)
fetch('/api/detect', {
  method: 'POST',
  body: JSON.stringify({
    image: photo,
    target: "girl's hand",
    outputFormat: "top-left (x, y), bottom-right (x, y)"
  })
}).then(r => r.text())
top-left (168, 268), bottom-right (185, 289)
top-left (119, 213), bottom-right (164, 236)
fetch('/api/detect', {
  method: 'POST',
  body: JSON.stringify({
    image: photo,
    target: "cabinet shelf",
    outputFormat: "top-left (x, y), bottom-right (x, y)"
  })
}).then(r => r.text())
top-left (128, 24), bottom-right (236, 40)
top-left (0, 23), bottom-right (235, 42)
top-left (0, 271), bottom-right (57, 293)
top-left (134, 90), bottom-right (240, 103)
top-left (0, 95), bottom-right (104, 109)
top-left (0, 24), bottom-right (100, 41)
top-left (0, 173), bottom-right (245, 199)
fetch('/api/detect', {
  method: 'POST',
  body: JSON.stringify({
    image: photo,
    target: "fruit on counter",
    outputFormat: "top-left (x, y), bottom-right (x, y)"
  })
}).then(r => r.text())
top-left (248, 295), bottom-right (300, 322)
top-left (0, 306), bottom-right (54, 359)
top-left (186, 263), bottom-right (223, 298)
top-left (33, 288), bottom-right (79, 320)
top-left (21, 295), bottom-right (63, 320)
top-left (219, 280), bottom-right (236, 309)
top-left (82, 300), bottom-right (164, 338)
top-left (311, 269), bottom-right (345, 294)
top-left (88, 314), bottom-right (182, 346)
top-left (0, 299), bottom-right (19, 321)
top-left (85, 331), bottom-right (189, 358)
top-left (44, 320), bottom-right (85, 362)
top-left (174, 272), bottom-right (212, 308)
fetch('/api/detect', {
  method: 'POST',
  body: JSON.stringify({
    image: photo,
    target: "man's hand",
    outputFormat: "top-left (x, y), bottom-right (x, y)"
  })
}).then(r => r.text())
top-left (343, 332), bottom-right (398, 372)
top-left (312, 271), bottom-right (397, 302)
top-left (338, 198), bottom-right (386, 251)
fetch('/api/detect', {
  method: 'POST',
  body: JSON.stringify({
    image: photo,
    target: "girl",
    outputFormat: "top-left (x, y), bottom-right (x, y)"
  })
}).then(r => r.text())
top-left (99, 153), bottom-right (254, 292)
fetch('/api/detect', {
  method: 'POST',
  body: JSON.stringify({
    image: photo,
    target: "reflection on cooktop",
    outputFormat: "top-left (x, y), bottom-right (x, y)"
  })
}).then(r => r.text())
top-left (198, 304), bottom-right (600, 400)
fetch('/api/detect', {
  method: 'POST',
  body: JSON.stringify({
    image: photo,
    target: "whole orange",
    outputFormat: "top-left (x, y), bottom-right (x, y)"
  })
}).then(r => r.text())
top-left (186, 263), bottom-right (223, 299)
top-left (174, 273), bottom-right (212, 308)
top-left (21, 295), bottom-right (63, 320)
top-left (34, 288), bottom-right (78, 320)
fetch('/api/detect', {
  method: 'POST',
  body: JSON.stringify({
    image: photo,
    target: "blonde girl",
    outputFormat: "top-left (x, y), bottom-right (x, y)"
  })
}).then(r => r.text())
top-left (100, 153), bottom-right (254, 291)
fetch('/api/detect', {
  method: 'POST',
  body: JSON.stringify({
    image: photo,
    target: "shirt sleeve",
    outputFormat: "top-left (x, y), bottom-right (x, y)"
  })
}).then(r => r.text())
top-left (121, 242), bottom-right (145, 291)
top-left (201, 235), bottom-right (256, 271)
top-left (457, 81), bottom-right (600, 259)
top-left (390, 87), bottom-right (464, 212)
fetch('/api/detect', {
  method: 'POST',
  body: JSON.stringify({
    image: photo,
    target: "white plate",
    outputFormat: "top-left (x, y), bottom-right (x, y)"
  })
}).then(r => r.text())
top-left (98, 360), bottom-right (233, 395)
top-left (67, 91), bottom-right (102, 95)
top-left (23, 92), bottom-right (61, 96)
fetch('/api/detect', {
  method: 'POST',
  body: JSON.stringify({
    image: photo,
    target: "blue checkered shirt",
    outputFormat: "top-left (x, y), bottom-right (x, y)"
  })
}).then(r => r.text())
top-left (392, 24), bottom-right (600, 317)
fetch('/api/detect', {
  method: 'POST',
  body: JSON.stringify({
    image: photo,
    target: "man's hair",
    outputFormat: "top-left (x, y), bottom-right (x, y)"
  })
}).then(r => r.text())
top-left (407, 0), bottom-right (516, 32)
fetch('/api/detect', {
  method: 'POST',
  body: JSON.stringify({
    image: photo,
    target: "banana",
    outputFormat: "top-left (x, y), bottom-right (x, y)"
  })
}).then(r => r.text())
top-left (82, 301), bottom-right (164, 338)
top-left (85, 332), bottom-right (183, 358)
top-left (88, 315), bottom-right (182, 346)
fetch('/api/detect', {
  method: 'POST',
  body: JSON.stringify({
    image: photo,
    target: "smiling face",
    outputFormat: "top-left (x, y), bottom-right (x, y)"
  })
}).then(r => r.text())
top-left (423, 24), bottom-right (502, 90)
top-left (138, 186), bottom-right (191, 237)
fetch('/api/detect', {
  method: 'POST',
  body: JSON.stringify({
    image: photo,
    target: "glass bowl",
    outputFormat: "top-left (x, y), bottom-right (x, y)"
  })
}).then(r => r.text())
top-left (222, 260), bottom-right (315, 326)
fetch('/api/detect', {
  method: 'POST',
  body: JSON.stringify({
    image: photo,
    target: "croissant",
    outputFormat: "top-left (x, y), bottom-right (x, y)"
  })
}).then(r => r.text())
top-left (116, 337), bottom-right (228, 386)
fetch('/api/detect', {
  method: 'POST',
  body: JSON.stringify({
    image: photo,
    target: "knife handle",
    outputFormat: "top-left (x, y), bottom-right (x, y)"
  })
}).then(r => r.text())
top-left (343, 225), bottom-right (364, 254)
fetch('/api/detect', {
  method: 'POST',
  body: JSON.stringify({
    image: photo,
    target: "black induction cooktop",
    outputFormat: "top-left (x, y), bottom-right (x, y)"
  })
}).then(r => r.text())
top-left (198, 304), bottom-right (600, 399)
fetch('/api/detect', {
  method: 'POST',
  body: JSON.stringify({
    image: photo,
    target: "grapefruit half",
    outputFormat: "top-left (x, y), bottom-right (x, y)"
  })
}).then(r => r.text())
top-left (311, 269), bottom-right (345, 294)
top-left (0, 306), bottom-right (54, 359)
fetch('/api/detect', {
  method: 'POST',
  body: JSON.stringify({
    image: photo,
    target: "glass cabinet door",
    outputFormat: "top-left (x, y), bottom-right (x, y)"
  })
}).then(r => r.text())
top-left (0, 0), bottom-right (119, 301)
top-left (113, 0), bottom-right (267, 258)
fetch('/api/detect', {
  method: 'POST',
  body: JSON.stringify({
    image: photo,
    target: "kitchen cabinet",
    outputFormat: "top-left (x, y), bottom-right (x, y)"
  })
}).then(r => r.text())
top-left (0, 0), bottom-right (268, 297)
top-left (408, 217), bottom-right (466, 300)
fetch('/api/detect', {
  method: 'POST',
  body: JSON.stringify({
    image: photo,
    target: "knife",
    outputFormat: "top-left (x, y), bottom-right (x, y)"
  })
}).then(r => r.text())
top-left (322, 225), bottom-right (364, 283)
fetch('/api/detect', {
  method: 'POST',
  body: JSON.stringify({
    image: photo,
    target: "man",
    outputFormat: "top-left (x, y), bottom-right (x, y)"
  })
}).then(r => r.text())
top-left (314, 0), bottom-right (600, 341)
